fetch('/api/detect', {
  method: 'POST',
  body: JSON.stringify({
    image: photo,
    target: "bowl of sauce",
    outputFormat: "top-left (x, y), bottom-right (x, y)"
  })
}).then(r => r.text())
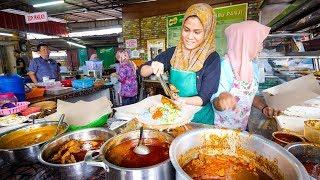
top-left (272, 131), bottom-right (305, 146)
top-left (285, 143), bottom-right (320, 179)
top-left (102, 129), bottom-right (173, 169)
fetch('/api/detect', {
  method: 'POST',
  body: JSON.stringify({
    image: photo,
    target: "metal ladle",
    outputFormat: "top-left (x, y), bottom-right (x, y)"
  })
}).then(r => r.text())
top-left (133, 126), bottom-right (150, 155)
top-left (55, 114), bottom-right (65, 137)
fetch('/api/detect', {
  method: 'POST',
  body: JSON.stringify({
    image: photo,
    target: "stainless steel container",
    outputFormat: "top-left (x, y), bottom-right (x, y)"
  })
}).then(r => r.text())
top-left (169, 128), bottom-right (310, 180)
top-left (285, 143), bottom-right (320, 180)
top-left (38, 128), bottom-right (115, 179)
top-left (0, 121), bottom-right (68, 164)
top-left (85, 129), bottom-right (175, 180)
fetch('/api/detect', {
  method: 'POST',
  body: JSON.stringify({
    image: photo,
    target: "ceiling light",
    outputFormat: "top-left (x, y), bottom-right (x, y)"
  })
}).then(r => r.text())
top-left (69, 27), bottom-right (122, 37)
top-left (0, 32), bottom-right (13, 37)
top-left (33, 1), bottom-right (64, 8)
top-left (26, 33), bottom-right (59, 40)
top-left (67, 41), bottom-right (86, 48)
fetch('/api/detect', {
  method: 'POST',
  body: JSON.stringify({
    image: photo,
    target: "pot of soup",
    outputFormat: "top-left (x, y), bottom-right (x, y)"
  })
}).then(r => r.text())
top-left (0, 121), bottom-right (68, 164)
top-left (169, 128), bottom-right (309, 180)
top-left (38, 128), bottom-right (115, 179)
top-left (85, 129), bottom-right (175, 180)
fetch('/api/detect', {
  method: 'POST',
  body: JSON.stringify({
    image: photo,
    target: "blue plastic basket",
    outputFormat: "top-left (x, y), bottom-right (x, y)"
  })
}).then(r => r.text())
top-left (72, 79), bottom-right (94, 89)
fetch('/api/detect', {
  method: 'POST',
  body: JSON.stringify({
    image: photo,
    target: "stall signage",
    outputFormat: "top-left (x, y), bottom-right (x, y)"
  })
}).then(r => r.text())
top-left (25, 12), bottom-right (48, 24)
top-left (214, 3), bottom-right (248, 55)
top-left (125, 39), bottom-right (138, 49)
top-left (166, 14), bottom-right (184, 48)
top-left (166, 3), bottom-right (247, 54)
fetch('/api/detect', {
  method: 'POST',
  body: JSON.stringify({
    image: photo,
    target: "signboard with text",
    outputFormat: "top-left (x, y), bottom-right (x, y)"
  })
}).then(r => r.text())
top-left (25, 12), bottom-right (48, 24)
top-left (166, 3), bottom-right (247, 55)
top-left (125, 39), bottom-right (138, 49)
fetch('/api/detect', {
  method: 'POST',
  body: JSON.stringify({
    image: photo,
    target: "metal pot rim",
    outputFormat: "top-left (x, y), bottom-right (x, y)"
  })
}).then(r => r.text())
top-left (0, 121), bottom-right (69, 151)
top-left (100, 129), bottom-right (173, 171)
top-left (284, 142), bottom-right (320, 150)
top-left (38, 127), bottom-right (115, 167)
top-left (169, 128), bottom-right (310, 179)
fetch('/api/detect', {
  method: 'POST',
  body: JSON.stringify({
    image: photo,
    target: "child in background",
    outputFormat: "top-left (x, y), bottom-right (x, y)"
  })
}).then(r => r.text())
top-left (116, 49), bottom-right (138, 106)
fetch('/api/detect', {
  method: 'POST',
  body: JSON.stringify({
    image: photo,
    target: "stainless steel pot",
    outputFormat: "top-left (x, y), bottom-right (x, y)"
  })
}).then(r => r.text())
top-left (0, 121), bottom-right (69, 164)
top-left (285, 143), bottom-right (320, 180)
top-left (85, 129), bottom-right (175, 180)
top-left (169, 128), bottom-right (310, 180)
top-left (38, 128), bottom-right (115, 179)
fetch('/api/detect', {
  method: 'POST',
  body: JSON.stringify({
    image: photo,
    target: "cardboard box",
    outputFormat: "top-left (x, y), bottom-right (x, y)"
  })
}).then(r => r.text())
top-left (262, 74), bottom-right (320, 110)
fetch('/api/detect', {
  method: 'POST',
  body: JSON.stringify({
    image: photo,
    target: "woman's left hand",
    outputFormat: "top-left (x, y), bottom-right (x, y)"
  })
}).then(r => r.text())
top-left (262, 106), bottom-right (281, 118)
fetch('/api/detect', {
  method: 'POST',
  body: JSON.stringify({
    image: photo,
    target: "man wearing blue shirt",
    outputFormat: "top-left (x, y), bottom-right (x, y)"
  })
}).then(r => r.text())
top-left (28, 43), bottom-right (60, 83)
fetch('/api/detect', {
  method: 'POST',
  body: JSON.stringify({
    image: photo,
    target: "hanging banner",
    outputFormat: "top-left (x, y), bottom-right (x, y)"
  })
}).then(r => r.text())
top-left (166, 14), bottom-right (184, 48)
top-left (166, 3), bottom-right (247, 55)
top-left (25, 12), bottom-right (48, 24)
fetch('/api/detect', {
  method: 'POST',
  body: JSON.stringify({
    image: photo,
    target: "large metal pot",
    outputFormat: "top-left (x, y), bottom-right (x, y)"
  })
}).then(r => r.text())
top-left (169, 128), bottom-right (310, 180)
top-left (0, 121), bottom-right (68, 164)
top-left (285, 143), bottom-right (320, 180)
top-left (38, 128), bottom-right (115, 179)
top-left (85, 129), bottom-right (175, 180)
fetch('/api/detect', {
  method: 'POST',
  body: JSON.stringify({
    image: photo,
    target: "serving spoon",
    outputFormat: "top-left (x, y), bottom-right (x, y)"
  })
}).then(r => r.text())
top-left (55, 114), bottom-right (65, 137)
top-left (133, 126), bottom-right (150, 155)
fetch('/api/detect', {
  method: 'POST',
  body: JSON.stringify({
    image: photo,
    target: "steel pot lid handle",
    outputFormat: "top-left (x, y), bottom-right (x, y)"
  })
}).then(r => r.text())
top-left (84, 150), bottom-right (109, 172)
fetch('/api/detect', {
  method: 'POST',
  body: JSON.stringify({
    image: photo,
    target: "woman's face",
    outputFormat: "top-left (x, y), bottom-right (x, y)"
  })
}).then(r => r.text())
top-left (117, 51), bottom-right (129, 63)
top-left (182, 17), bottom-right (205, 50)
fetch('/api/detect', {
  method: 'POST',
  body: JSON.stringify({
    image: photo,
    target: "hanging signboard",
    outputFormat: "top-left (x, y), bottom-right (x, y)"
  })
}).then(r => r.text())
top-left (25, 12), bottom-right (48, 24)
top-left (166, 3), bottom-right (247, 55)
top-left (125, 39), bottom-right (138, 49)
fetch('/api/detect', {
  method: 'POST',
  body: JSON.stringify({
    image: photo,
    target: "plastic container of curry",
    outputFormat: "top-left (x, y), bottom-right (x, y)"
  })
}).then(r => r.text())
top-left (0, 121), bottom-right (68, 164)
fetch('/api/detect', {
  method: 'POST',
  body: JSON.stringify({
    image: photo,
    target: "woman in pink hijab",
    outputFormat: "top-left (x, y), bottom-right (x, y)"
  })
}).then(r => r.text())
top-left (212, 20), bottom-right (280, 130)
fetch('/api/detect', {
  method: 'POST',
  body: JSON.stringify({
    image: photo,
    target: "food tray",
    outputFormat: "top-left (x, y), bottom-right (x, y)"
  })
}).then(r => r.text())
top-left (45, 87), bottom-right (73, 95)
top-left (0, 101), bottom-right (30, 116)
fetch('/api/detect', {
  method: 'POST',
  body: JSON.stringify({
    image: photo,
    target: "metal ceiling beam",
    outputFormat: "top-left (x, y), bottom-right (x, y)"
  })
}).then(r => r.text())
top-left (63, 0), bottom-right (120, 19)
top-left (0, 1), bottom-right (37, 12)
top-left (86, 0), bottom-right (122, 13)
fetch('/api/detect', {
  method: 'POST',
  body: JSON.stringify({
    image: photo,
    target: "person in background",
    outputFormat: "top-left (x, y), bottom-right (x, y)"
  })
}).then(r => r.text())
top-left (28, 43), bottom-right (60, 83)
top-left (89, 54), bottom-right (99, 61)
top-left (14, 50), bottom-right (27, 75)
top-left (139, 3), bottom-right (221, 124)
top-left (116, 48), bottom-right (138, 106)
top-left (211, 21), bottom-right (281, 130)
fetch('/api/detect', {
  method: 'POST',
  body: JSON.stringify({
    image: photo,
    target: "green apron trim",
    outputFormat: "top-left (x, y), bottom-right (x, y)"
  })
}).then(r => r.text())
top-left (169, 68), bottom-right (197, 97)
top-left (192, 103), bottom-right (215, 125)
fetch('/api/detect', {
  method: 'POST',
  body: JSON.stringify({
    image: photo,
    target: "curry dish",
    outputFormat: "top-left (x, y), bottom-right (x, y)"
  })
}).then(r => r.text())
top-left (105, 138), bottom-right (169, 168)
top-left (49, 140), bottom-right (104, 164)
top-left (183, 154), bottom-right (273, 180)
top-left (0, 125), bottom-right (60, 149)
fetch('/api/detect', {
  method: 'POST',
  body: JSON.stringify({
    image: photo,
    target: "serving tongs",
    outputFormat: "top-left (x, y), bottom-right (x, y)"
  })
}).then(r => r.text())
top-left (157, 75), bottom-right (174, 99)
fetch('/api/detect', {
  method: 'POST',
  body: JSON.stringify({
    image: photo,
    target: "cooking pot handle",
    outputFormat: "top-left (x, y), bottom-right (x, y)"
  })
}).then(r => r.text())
top-left (84, 150), bottom-right (109, 172)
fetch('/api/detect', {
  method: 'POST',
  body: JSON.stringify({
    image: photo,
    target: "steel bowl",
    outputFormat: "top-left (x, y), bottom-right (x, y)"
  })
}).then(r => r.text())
top-left (285, 143), bottom-right (320, 179)
top-left (0, 121), bottom-right (68, 164)
top-left (169, 128), bottom-right (310, 180)
top-left (38, 127), bottom-right (115, 179)
top-left (85, 129), bottom-right (175, 180)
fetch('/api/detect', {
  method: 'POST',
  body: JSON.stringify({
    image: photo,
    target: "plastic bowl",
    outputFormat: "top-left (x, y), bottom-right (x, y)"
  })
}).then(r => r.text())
top-left (68, 114), bottom-right (109, 132)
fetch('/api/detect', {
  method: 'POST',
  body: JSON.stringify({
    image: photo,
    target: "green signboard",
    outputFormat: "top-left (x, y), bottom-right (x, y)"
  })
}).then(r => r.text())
top-left (214, 3), bottom-right (248, 55)
top-left (166, 14), bottom-right (184, 48)
top-left (96, 47), bottom-right (116, 69)
top-left (166, 3), bottom-right (247, 55)
top-left (78, 48), bottom-right (88, 66)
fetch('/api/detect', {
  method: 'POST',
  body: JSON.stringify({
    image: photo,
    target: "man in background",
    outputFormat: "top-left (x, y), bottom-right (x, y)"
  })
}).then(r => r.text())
top-left (28, 43), bottom-right (60, 83)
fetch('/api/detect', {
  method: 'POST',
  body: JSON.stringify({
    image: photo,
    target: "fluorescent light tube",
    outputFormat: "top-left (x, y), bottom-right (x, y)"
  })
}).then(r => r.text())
top-left (67, 41), bottom-right (86, 48)
top-left (0, 32), bottom-right (13, 37)
top-left (33, 1), bottom-right (64, 8)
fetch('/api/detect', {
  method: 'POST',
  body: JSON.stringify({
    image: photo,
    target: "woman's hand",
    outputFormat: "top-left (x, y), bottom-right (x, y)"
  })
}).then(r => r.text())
top-left (214, 92), bottom-right (237, 111)
top-left (262, 106), bottom-right (281, 118)
top-left (151, 61), bottom-right (164, 77)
